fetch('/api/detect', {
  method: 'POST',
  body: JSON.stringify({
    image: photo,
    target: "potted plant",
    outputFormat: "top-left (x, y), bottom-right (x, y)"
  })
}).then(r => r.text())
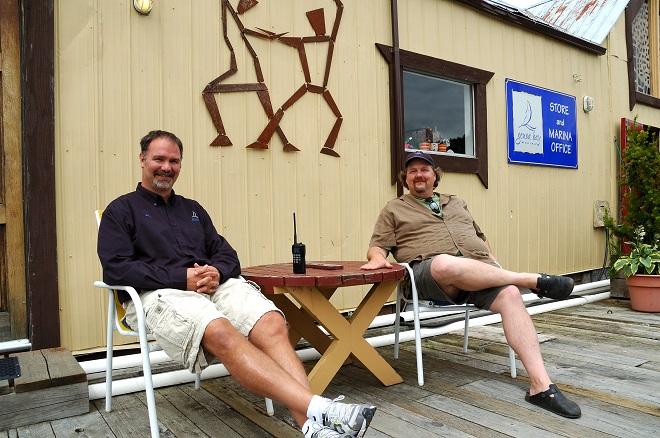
top-left (612, 227), bottom-right (660, 312)
top-left (606, 121), bottom-right (660, 310)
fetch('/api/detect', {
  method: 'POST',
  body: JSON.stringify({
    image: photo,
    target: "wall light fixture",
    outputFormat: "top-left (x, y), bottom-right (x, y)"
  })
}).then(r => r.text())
top-left (133, 0), bottom-right (153, 15)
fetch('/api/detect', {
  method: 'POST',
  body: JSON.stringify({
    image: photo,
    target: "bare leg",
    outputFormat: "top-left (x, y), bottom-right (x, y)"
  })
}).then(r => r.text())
top-left (202, 318), bottom-right (312, 426)
top-left (488, 286), bottom-right (552, 395)
top-left (249, 311), bottom-right (312, 425)
top-left (431, 254), bottom-right (540, 296)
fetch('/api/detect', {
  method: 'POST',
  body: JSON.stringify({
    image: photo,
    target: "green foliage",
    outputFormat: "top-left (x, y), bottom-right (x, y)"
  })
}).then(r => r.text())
top-left (621, 128), bottom-right (660, 243)
top-left (612, 227), bottom-right (660, 276)
top-left (606, 124), bottom-right (660, 276)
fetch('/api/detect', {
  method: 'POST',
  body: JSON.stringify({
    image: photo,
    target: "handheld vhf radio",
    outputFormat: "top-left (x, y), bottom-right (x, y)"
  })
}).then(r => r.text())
top-left (292, 213), bottom-right (306, 274)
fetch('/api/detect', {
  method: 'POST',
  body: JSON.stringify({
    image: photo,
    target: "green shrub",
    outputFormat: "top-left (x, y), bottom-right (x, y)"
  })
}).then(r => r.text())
top-left (606, 124), bottom-right (660, 275)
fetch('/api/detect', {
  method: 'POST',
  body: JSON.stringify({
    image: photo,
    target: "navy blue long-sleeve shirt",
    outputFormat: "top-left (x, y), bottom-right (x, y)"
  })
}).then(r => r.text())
top-left (98, 184), bottom-right (240, 299)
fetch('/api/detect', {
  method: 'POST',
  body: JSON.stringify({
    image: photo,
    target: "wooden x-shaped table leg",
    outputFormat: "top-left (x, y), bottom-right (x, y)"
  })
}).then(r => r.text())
top-left (269, 289), bottom-right (337, 353)
top-left (276, 280), bottom-right (403, 394)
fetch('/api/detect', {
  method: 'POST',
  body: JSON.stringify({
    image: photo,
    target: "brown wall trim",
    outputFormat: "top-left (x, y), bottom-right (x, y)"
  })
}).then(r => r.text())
top-left (625, 0), bottom-right (660, 110)
top-left (21, 0), bottom-right (59, 349)
top-left (455, 0), bottom-right (606, 56)
top-left (634, 92), bottom-right (660, 108)
top-left (376, 44), bottom-right (493, 189)
top-left (390, 0), bottom-right (402, 187)
top-left (626, 1), bottom-right (637, 111)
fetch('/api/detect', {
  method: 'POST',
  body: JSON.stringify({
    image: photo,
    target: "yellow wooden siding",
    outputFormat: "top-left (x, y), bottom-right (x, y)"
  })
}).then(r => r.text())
top-left (55, 0), bottom-right (659, 351)
top-left (398, 0), bottom-right (628, 275)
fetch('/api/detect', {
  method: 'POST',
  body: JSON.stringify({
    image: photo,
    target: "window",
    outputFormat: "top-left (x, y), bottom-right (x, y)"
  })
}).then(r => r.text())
top-left (627, 0), bottom-right (660, 108)
top-left (376, 44), bottom-right (494, 188)
top-left (403, 71), bottom-right (475, 157)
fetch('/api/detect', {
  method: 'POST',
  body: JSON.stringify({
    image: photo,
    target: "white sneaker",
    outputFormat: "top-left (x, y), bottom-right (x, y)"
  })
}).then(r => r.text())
top-left (320, 396), bottom-right (377, 437)
top-left (303, 421), bottom-right (353, 438)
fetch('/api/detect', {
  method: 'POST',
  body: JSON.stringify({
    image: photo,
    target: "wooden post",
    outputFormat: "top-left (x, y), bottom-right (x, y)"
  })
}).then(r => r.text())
top-left (0, 0), bottom-right (27, 339)
top-left (21, 0), bottom-right (60, 348)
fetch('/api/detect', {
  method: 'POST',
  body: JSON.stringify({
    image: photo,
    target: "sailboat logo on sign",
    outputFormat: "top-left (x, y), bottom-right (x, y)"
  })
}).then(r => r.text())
top-left (512, 91), bottom-right (543, 155)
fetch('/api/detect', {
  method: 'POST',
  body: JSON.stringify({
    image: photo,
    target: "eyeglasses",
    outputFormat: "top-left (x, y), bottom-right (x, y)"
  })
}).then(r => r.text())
top-left (425, 198), bottom-right (442, 216)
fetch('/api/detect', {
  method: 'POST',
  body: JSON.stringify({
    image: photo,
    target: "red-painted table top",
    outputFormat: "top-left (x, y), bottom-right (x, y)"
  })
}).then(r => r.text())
top-left (242, 261), bottom-right (405, 294)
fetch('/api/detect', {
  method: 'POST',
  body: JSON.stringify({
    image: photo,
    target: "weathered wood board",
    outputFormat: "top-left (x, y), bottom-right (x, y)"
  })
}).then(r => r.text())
top-left (0, 348), bottom-right (88, 430)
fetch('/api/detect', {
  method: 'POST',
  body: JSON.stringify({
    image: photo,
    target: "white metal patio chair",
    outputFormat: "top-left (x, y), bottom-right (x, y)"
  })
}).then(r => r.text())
top-left (95, 211), bottom-right (274, 438)
top-left (394, 262), bottom-right (517, 386)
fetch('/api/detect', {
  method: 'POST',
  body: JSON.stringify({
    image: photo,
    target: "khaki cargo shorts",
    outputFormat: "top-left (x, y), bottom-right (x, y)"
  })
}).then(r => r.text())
top-left (124, 277), bottom-right (282, 373)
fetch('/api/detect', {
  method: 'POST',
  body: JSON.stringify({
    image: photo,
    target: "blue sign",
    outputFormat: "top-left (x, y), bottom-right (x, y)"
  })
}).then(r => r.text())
top-left (506, 79), bottom-right (577, 168)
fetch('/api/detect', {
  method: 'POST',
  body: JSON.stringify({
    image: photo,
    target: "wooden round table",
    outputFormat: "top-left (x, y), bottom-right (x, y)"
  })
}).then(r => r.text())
top-left (242, 261), bottom-right (405, 394)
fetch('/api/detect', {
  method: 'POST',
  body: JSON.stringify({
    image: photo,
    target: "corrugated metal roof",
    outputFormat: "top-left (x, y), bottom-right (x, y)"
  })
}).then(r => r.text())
top-left (486, 0), bottom-right (629, 45)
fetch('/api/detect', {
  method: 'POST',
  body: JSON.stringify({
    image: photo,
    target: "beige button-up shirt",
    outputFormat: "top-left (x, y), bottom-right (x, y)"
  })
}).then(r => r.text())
top-left (369, 193), bottom-right (495, 265)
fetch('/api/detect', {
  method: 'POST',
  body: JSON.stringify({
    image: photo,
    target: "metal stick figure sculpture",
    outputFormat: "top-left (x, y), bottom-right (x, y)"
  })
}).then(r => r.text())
top-left (202, 0), bottom-right (344, 157)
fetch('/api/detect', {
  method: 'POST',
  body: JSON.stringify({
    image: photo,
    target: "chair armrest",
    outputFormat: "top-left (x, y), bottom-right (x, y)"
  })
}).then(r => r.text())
top-left (399, 262), bottom-right (413, 276)
top-left (398, 262), bottom-right (416, 293)
top-left (94, 281), bottom-right (145, 316)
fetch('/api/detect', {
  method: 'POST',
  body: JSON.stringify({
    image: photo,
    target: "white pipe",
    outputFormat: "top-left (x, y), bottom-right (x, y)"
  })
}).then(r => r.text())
top-left (0, 339), bottom-right (31, 354)
top-left (83, 281), bottom-right (610, 375)
top-left (85, 281), bottom-right (610, 400)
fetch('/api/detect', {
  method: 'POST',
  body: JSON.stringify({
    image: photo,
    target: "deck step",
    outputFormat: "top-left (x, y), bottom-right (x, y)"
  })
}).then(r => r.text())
top-left (0, 348), bottom-right (88, 430)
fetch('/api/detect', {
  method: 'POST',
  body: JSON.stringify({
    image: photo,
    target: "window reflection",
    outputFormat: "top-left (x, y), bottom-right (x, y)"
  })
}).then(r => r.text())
top-left (403, 70), bottom-right (474, 157)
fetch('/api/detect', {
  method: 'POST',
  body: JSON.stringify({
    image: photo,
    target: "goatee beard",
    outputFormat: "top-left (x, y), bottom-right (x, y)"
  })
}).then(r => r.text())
top-left (153, 178), bottom-right (172, 190)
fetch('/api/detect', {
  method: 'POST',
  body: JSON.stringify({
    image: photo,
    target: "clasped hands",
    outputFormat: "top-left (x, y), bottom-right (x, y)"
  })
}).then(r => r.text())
top-left (186, 263), bottom-right (221, 294)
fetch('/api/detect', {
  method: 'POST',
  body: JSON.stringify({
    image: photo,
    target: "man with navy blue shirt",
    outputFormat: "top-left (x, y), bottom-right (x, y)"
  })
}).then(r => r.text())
top-left (98, 130), bottom-right (377, 438)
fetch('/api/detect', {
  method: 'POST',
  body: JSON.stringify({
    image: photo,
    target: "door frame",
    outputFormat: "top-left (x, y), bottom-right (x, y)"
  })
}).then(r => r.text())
top-left (1, 0), bottom-right (26, 340)
top-left (20, 0), bottom-right (59, 349)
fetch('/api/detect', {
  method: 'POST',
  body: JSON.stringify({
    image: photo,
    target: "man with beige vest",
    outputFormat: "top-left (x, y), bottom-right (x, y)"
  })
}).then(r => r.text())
top-left (361, 150), bottom-right (581, 419)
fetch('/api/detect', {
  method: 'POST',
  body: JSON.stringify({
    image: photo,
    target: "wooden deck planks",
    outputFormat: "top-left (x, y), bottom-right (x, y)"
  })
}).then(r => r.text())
top-left (93, 394), bottom-right (161, 438)
top-left (336, 373), bottom-right (509, 437)
top-left (180, 385), bottom-right (271, 437)
top-left (202, 379), bottom-right (297, 437)
top-left (3, 299), bottom-right (660, 437)
top-left (332, 375), bottom-right (475, 437)
top-left (532, 320), bottom-right (660, 360)
top-left (49, 404), bottom-right (117, 437)
top-left (12, 422), bottom-right (55, 438)
top-left (367, 354), bottom-right (605, 438)
top-left (552, 300), bottom-right (660, 326)
top-left (531, 312), bottom-right (660, 340)
top-left (465, 379), bottom-right (660, 438)
top-left (419, 394), bottom-right (559, 438)
top-left (158, 386), bottom-right (242, 437)
top-left (134, 391), bottom-right (208, 437)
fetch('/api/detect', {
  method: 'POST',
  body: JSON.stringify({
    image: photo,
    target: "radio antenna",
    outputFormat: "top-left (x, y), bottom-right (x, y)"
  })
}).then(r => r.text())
top-left (293, 212), bottom-right (298, 244)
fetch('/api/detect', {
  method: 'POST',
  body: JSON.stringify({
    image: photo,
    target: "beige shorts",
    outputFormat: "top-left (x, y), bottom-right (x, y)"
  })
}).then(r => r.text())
top-left (124, 277), bottom-right (282, 373)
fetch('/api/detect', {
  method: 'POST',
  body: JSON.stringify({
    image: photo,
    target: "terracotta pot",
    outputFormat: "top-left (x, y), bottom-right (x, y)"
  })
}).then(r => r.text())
top-left (626, 274), bottom-right (660, 313)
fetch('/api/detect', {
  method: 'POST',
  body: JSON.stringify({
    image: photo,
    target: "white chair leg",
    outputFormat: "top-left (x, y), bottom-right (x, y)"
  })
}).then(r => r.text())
top-left (134, 308), bottom-right (159, 437)
top-left (105, 291), bottom-right (115, 413)
top-left (508, 346), bottom-right (517, 378)
top-left (403, 263), bottom-right (424, 387)
top-left (265, 398), bottom-right (274, 416)
top-left (412, 290), bottom-right (424, 386)
top-left (399, 263), bottom-right (425, 386)
top-left (462, 308), bottom-right (470, 353)
top-left (393, 289), bottom-right (402, 359)
top-left (194, 372), bottom-right (201, 390)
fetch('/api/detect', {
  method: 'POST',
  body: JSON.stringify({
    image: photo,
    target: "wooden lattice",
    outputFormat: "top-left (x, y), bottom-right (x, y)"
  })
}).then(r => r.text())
top-left (632, 0), bottom-right (651, 94)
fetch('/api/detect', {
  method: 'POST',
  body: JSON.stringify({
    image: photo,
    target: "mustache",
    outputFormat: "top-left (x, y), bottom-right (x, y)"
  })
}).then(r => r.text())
top-left (155, 171), bottom-right (174, 177)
